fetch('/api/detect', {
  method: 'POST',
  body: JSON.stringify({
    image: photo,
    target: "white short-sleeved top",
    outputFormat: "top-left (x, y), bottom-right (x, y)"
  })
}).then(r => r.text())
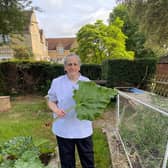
top-left (48, 74), bottom-right (93, 138)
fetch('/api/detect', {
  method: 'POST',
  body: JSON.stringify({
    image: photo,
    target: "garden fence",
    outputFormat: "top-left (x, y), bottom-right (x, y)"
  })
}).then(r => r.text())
top-left (116, 88), bottom-right (168, 168)
top-left (153, 73), bottom-right (168, 97)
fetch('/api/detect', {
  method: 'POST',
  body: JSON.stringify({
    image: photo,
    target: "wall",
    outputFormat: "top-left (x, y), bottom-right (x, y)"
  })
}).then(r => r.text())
top-left (1, 10), bottom-right (48, 61)
top-left (156, 64), bottom-right (168, 74)
top-left (30, 11), bottom-right (48, 61)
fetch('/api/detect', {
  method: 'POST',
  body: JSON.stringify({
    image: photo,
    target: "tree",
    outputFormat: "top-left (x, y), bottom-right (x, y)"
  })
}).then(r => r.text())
top-left (13, 45), bottom-right (34, 60)
top-left (109, 4), bottom-right (156, 59)
top-left (0, 0), bottom-right (32, 44)
top-left (76, 19), bottom-right (134, 64)
top-left (116, 0), bottom-right (168, 56)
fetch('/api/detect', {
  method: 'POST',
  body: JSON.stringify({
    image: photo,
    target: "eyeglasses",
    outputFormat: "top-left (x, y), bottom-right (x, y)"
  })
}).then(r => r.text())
top-left (67, 63), bottom-right (79, 66)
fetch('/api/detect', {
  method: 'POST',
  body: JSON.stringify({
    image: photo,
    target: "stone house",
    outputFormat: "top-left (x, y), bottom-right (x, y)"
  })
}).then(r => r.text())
top-left (46, 37), bottom-right (77, 63)
top-left (0, 10), bottom-right (48, 61)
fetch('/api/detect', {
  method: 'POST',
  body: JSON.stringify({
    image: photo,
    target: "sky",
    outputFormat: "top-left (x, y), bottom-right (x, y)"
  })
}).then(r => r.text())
top-left (31, 0), bottom-right (117, 38)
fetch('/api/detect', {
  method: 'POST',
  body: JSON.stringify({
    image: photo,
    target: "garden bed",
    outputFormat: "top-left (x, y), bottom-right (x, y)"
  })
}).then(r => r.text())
top-left (0, 96), bottom-right (11, 112)
top-left (116, 88), bottom-right (168, 168)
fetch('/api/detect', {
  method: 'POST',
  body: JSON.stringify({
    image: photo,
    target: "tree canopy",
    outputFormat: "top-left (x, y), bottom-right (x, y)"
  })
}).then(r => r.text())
top-left (0, 0), bottom-right (32, 44)
top-left (116, 0), bottom-right (168, 56)
top-left (76, 19), bottom-right (134, 64)
top-left (109, 4), bottom-right (156, 59)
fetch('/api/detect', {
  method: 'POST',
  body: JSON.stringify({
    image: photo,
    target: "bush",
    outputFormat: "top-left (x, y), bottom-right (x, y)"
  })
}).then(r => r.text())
top-left (102, 58), bottom-right (157, 89)
top-left (0, 61), bottom-right (102, 95)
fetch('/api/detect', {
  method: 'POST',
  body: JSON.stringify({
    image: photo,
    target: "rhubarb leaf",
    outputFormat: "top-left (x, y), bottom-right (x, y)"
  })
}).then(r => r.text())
top-left (73, 81), bottom-right (117, 120)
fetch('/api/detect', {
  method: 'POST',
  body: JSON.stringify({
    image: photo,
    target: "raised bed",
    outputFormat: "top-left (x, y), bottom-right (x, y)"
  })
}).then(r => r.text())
top-left (0, 96), bottom-right (11, 112)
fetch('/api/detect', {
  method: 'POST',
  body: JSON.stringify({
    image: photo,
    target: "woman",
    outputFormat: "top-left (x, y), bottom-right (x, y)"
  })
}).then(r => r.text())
top-left (47, 54), bottom-right (95, 168)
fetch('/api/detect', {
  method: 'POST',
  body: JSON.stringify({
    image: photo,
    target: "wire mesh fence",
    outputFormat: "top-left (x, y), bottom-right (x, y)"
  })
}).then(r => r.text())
top-left (117, 89), bottom-right (168, 168)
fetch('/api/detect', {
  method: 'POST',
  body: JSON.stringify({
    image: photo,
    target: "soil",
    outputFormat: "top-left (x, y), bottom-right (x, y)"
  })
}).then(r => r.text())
top-left (93, 109), bottom-right (116, 129)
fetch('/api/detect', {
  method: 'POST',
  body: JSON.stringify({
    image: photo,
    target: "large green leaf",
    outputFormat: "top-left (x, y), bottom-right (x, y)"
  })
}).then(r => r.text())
top-left (73, 81), bottom-right (117, 120)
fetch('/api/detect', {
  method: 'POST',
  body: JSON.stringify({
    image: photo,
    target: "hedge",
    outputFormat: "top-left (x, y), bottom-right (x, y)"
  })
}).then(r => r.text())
top-left (0, 61), bottom-right (101, 95)
top-left (102, 59), bottom-right (157, 89)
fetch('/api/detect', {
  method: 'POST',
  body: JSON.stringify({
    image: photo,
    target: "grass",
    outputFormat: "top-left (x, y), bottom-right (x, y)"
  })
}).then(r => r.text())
top-left (93, 128), bottom-right (111, 168)
top-left (0, 96), bottom-right (54, 144)
top-left (0, 95), bottom-right (111, 168)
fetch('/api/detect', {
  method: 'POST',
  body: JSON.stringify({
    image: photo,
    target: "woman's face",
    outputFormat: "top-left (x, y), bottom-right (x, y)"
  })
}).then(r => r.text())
top-left (64, 56), bottom-right (80, 78)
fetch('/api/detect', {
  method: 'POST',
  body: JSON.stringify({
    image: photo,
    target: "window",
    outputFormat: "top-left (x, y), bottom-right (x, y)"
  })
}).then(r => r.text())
top-left (57, 47), bottom-right (64, 54)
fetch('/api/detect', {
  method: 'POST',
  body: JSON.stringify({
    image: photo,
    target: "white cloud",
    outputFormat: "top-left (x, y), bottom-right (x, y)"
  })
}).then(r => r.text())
top-left (88, 8), bottom-right (111, 24)
top-left (71, 4), bottom-right (95, 14)
top-left (33, 0), bottom-right (63, 9)
top-left (48, 0), bottom-right (63, 6)
top-left (32, 0), bottom-right (116, 37)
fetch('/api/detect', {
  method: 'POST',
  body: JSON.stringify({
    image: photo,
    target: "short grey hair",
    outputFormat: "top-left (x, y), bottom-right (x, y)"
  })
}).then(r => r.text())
top-left (64, 54), bottom-right (81, 66)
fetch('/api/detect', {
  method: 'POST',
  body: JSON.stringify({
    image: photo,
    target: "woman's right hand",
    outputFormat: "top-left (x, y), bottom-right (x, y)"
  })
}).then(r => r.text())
top-left (55, 109), bottom-right (66, 118)
top-left (48, 101), bottom-right (66, 118)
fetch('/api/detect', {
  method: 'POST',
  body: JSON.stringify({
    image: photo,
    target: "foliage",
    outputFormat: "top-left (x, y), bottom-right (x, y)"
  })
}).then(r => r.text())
top-left (81, 64), bottom-right (102, 80)
top-left (35, 139), bottom-right (55, 154)
top-left (93, 128), bottom-right (111, 167)
top-left (117, 0), bottom-right (168, 56)
top-left (0, 61), bottom-right (103, 95)
top-left (73, 81), bottom-right (117, 120)
top-left (0, 159), bottom-right (14, 168)
top-left (0, 0), bottom-right (32, 44)
top-left (1, 136), bottom-right (38, 160)
top-left (76, 19), bottom-right (134, 64)
top-left (152, 94), bottom-right (168, 111)
top-left (120, 107), bottom-right (168, 168)
top-left (12, 46), bottom-right (34, 60)
top-left (0, 136), bottom-right (50, 168)
top-left (109, 4), bottom-right (156, 59)
top-left (14, 150), bottom-right (48, 168)
top-left (102, 58), bottom-right (157, 89)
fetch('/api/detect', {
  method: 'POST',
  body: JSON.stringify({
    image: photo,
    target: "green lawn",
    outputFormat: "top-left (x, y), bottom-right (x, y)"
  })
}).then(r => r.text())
top-left (0, 96), bottom-right (54, 144)
top-left (0, 95), bottom-right (111, 168)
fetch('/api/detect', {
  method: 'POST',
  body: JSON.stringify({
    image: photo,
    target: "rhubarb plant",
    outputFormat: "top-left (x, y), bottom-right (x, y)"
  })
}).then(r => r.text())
top-left (73, 81), bottom-right (117, 120)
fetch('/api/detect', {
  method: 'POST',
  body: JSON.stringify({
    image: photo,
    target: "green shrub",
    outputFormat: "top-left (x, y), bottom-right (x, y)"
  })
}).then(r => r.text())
top-left (102, 58), bottom-right (157, 89)
top-left (0, 61), bottom-right (102, 95)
